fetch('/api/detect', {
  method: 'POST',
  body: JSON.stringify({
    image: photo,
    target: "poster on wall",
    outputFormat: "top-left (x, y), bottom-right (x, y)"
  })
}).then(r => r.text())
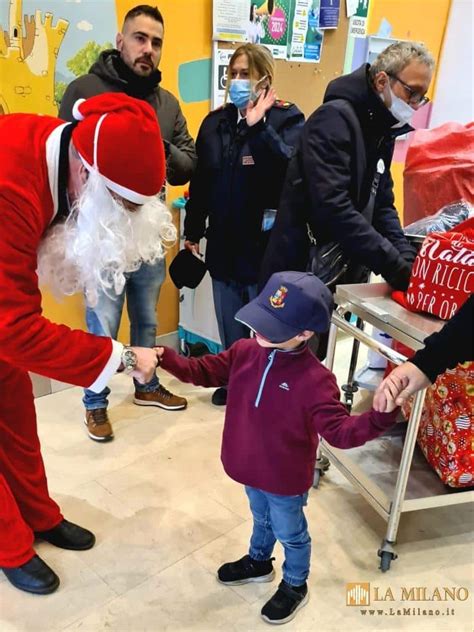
top-left (347, 0), bottom-right (369, 38)
top-left (288, 0), bottom-right (324, 62)
top-left (211, 43), bottom-right (234, 109)
top-left (213, 0), bottom-right (292, 59)
top-left (343, 0), bottom-right (370, 74)
top-left (256, 0), bottom-right (293, 59)
top-left (319, 0), bottom-right (340, 29)
top-left (213, 0), bottom-right (249, 41)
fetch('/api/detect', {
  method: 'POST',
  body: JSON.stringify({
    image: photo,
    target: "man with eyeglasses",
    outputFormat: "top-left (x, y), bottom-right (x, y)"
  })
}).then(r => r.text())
top-left (260, 42), bottom-right (435, 356)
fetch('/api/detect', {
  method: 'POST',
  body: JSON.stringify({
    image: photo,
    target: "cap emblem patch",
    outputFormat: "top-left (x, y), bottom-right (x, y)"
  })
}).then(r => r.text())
top-left (269, 285), bottom-right (288, 309)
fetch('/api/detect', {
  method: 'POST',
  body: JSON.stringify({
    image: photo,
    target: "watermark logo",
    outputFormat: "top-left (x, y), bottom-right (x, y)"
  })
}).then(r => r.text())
top-left (346, 582), bottom-right (470, 617)
top-left (346, 583), bottom-right (370, 606)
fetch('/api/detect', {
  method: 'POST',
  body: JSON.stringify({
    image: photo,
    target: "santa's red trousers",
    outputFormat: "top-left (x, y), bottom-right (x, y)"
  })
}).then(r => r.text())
top-left (0, 360), bottom-right (63, 567)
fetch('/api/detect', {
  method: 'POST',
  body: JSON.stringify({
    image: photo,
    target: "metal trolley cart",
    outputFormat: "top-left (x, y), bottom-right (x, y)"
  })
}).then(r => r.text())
top-left (321, 282), bottom-right (474, 572)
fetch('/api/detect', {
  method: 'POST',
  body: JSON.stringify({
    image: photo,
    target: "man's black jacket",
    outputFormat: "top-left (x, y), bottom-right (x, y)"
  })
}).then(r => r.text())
top-left (59, 50), bottom-right (196, 186)
top-left (260, 64), bottom-right (416, 290)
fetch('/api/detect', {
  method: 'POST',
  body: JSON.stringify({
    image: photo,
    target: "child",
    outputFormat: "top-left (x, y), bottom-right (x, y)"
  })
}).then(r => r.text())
top-left (156, 271), bottom-right (399, 625)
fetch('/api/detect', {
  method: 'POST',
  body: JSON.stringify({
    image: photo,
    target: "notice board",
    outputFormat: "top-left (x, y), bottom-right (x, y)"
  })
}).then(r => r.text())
top-left (218, 10), bottom-right (350, 119)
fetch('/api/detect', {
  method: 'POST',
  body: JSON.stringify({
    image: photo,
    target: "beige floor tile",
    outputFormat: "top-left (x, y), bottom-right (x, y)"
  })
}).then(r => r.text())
top-left (0, 546), bottom-right (116, 632)
top-left (78, 481), bottom-right (244, 596)
top-left (64, 556), bottom-right (250, 632)
top-left (196, 473), bottom-right (253, 521)
top-left (2, 337), bottom-right (472, 632)
top-left (191, 521), bottom-right (278, 606)
top-left (95, 432), bottom-right (225, 501)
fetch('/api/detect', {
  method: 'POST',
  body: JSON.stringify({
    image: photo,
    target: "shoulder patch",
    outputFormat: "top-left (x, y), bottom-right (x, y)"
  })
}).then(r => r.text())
top-left (274, 99), bottom-right (292, 109)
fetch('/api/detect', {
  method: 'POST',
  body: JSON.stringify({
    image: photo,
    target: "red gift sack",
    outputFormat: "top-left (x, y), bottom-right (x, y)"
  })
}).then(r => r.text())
top-left (401, 361), bottom-right (474, 488)
top-left (405, 217), bottom-right (474, 320)
top-left (389, 341), bottom-right (474, 489)
top-left (404, 122), bottom-right (474, 226)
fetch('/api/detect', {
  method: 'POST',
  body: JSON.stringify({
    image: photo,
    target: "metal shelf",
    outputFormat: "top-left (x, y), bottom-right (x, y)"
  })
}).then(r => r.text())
top-left (324, 283), bottom-right (473, 572)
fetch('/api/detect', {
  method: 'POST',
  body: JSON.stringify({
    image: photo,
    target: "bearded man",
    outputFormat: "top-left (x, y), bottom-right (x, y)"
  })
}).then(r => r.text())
top-left (0, 92), bottom-right (175, 594)
top-left (60, 4), bottom-right (196, 441)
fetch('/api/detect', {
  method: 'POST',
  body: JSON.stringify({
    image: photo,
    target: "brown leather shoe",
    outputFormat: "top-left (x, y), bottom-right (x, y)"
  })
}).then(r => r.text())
top-left (84, 408), bottom-right (114, 442)
top-left (133, 384), bottom-right (187, 410)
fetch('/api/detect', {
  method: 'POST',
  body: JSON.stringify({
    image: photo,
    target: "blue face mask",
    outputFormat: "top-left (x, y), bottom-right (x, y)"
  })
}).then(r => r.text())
top-left (229, 79), bottom-right (251, 109)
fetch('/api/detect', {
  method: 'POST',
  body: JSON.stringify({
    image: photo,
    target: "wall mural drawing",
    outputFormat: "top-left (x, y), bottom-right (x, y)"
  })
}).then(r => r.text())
top-left (0, 0), bottom-right (116, 115)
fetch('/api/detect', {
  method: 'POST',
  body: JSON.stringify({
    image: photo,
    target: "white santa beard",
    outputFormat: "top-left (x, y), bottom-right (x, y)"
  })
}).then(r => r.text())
top-left (37, 169), bottom-right (176, 307)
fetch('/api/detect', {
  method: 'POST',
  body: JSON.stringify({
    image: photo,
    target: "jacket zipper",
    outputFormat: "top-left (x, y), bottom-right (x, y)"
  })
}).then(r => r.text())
top-left (255, 350), bottom-right (276, 408)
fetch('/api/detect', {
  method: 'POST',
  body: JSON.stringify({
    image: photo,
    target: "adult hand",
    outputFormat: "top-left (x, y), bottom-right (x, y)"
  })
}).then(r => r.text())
top-left (373, 361), bottom-right (431, 412)
top-left (154, 346), bottom-right (164, 363)
top-left (184, 239), bottom-right (200, 256)
top-left (246, 87), bottom-right (277, 127)
top-left (129, 346), bottom-right (160, 384)
top-left (383, 259), bottom-right (412, 291)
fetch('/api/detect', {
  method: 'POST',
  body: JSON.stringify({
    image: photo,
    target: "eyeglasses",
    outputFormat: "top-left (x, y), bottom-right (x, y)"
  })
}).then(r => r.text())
top-left (387, 73), bottom-right (430, 107)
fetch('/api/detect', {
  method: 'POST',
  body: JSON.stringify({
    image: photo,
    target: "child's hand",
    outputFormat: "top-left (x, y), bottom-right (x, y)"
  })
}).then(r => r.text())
top-left (373, 388), bottom-right (397, 413)
top-left (154, 346), bottom-right (165, 364)
top-left (373, 371), bottom-right (409, 413)
top-left (374, 362), bottom-right (430, 412)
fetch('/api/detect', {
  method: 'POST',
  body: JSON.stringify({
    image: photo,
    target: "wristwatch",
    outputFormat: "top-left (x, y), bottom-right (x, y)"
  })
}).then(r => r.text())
top-left (119, 346), bottom-right (138, 375)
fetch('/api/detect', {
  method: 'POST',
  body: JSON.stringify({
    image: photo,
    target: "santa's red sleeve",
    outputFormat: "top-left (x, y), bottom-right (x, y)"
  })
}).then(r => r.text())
top-left (0, 196), bottom-right (122, 392)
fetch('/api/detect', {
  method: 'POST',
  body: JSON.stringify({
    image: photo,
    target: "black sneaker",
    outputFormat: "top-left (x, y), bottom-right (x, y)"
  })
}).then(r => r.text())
top-left (217, 554), bottom-right (275, 586)
top-left (212, 387), bottom-right (227, 406)
top-left (261, 580), bottom-right (309, 625)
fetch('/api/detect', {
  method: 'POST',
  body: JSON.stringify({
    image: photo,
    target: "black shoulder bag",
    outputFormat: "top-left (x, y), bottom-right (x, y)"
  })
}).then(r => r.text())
top-left (303, 100), bottom-right (383, 288)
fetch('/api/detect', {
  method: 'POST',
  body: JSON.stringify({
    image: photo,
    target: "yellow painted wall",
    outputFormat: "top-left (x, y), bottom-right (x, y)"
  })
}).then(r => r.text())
top-left (40, 0), bottom-right (212, 342)
top-left (367, 0), bottom-right (450, 88)
top-left (114, 0), bottom-right (212, 340)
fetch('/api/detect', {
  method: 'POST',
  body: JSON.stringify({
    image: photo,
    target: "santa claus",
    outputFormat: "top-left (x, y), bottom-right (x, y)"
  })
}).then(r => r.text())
top-left (0, 93), bottom-right (175, 594)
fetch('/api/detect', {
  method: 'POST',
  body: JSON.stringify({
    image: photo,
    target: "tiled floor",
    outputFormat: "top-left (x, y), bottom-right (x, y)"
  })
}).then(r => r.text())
top-left (1, 335), bottom-right (472, 632)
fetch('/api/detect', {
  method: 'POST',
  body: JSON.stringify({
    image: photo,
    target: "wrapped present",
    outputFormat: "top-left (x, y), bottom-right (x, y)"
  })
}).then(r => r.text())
top-left (391, 339), bottom-right (474, 488)
top-left (402, 361), bottom-right (474, 488)
top-left (400, 218), bottom-right (474, 320)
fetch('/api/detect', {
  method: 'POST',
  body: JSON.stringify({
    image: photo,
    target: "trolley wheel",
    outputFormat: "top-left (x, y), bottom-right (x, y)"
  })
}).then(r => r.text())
top-left (312, 455), bottom-right (330, 489)
top-left (312, 468), bottom-right (322, 489)
top-left (181, 342), bottom-right (191, 358)
top-left (318, 455), bottom-right (330, 472)
top-left (378, 549), bottom-right (397, 573)
top-left (341, 383), bottom-right (358, 412)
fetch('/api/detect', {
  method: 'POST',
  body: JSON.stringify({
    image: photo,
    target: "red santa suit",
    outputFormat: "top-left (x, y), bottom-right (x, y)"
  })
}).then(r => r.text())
top-left (0, 95), bottom-right (165, 567)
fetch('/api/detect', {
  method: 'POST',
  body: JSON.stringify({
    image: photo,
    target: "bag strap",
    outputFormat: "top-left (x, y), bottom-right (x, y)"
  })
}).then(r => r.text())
top-left (301, 98), bottom-right (383, 244)
top-left (362, 162), bottom-right (382, 225)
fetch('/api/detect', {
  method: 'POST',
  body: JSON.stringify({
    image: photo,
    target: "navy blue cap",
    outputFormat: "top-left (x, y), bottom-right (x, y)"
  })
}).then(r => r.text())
top-left (235, 271), bottom-right (333, 343)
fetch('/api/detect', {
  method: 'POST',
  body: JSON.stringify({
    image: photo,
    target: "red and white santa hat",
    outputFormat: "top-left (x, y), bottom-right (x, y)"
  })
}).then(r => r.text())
top-left (71, 93), bottom-right (165, 204)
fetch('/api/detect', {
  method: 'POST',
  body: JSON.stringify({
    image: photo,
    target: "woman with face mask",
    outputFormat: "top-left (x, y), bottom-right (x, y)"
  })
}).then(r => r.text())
top-left (184, 44), bottom-right (304, 406)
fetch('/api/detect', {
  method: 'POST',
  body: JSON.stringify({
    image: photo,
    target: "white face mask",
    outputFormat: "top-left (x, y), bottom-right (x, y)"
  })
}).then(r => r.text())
top-left (386, 85), bottom-right (416, 126)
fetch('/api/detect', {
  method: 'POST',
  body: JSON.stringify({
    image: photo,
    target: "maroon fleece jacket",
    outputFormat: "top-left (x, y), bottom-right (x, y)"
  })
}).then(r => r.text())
top-left (161, 339), bottom-right (398, 495)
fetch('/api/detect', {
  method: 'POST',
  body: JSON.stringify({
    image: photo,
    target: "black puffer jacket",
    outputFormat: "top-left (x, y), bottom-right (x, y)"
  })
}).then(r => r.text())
top-left (260, 64), bottom-right (417, 290)
top-left (59, 50), bottom-right (196, 186)
top-left (184, 101), bottom-right (304, 285)
top-left (411, 295), bottom-right (474, 383)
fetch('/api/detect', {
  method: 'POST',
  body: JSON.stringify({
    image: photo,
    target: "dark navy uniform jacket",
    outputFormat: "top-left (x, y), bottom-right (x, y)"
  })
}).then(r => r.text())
top-left (184, 100), bottom-right (304, 285)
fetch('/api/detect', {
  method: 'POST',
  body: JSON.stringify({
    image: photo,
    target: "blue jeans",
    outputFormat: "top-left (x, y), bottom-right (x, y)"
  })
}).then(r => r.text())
top-left (212, 279), bottom-right (258, 350)
top-left (245, 486), bottom-right (311, 586)
top-left (83, 259), bottom-right (166, 410)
